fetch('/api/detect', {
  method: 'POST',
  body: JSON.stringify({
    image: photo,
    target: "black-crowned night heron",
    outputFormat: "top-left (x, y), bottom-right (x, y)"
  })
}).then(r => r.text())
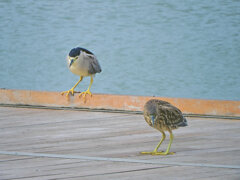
top-left (141, 99), bottom-right (187, 155)
top-left (61, 47), bottom-right (101, 99)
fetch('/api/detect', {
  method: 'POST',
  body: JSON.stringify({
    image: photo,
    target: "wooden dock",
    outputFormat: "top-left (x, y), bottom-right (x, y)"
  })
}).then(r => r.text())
top-left (0, 106), bottom-right (239, 179)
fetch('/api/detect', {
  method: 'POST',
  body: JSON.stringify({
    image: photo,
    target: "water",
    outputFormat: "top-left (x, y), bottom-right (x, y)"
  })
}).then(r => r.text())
top-left (0, 0), bottom-right (239, 100)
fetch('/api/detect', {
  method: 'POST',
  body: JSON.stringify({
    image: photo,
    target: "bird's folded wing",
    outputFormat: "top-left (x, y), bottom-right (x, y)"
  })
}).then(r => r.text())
top-left (85, 54), bottom-right (102, 74)
top-left (159, 105), bottom-right (185, 127)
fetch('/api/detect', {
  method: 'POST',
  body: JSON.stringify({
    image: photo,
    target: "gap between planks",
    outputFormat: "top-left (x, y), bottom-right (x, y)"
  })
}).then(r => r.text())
top-left (0, 150), bottom-right (239, 169)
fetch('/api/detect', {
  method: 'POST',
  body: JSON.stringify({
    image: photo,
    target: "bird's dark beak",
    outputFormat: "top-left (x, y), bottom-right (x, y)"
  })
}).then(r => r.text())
top-left (150, 115), bottom-right (155, 127)
top-left (69, 59), bottom-right (74, 67)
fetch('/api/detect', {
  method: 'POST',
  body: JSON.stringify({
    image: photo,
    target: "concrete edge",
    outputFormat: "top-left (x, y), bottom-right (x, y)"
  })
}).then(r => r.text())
top-left (0, 88), bottom-right (240, 117)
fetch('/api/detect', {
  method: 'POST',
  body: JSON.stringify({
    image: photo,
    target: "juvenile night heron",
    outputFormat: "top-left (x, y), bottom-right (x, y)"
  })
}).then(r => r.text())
top-left (61, 47), bottom-right (101, 99)
top-left (141, 99), bottom-right (187, 155)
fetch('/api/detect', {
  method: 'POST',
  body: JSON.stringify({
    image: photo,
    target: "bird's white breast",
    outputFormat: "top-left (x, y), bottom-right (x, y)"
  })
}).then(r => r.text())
top-left (67, 53), bottom-right (90, 77)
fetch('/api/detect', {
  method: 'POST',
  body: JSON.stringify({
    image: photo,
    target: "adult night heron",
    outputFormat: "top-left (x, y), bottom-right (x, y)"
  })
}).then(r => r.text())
top-left (61, 47), bottom-right (101, 99)
top-left (141, 99), bottom-right (187, 155)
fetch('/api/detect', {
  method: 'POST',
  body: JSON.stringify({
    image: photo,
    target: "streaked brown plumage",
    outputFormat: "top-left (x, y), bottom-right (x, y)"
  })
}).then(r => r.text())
top-left (141, 99), bottom-right (187, 155)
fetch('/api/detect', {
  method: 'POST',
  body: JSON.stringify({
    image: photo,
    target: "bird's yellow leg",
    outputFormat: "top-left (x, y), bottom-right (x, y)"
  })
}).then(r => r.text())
top-left (141, 131), bottom-right (166, 155)
top-left (153, 130), bottom-right (175, 155)
top-left (61, 76), bottom-right (83, 96)
top-left (79, 75), bottom-right (93, 99)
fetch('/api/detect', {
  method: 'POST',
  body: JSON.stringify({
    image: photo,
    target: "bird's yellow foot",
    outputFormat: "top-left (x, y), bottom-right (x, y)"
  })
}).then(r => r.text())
top-left (79, 89), bottom-right (92, 99)
top-left (61, 88), bottom-right (77, 96)
top-left (152, 151), bottom-right (175, 155)
top-left (141, 151), bottom-right (175, 156)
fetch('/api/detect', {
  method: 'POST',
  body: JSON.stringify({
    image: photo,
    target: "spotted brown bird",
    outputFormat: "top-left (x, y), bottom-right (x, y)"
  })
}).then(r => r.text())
top-left (61, 47), bottom-right (101, 99)
top-left (141, 99), bottom-right (187, 155)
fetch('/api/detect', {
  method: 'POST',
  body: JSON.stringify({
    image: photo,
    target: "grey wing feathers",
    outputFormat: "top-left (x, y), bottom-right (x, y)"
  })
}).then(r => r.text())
top-left (86, 54), bottom-right (102, 74)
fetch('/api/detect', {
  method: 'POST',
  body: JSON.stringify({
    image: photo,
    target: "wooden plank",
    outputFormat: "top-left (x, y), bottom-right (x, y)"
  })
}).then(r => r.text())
top-left (0, 107), bottom-right (240, 180)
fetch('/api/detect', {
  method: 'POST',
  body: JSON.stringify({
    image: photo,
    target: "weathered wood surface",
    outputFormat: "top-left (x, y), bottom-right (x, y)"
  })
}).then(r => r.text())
top-left (0, 107), bottom-right (239, 180)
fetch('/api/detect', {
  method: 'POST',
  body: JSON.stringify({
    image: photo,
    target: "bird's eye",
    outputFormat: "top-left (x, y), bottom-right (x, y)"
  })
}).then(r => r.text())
top-left (75, 56), bottom-right (79, 59)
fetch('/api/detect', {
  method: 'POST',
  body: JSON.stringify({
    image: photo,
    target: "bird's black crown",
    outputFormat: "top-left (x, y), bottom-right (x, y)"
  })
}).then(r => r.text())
top-left (69, 47), bottom-right (94, 57)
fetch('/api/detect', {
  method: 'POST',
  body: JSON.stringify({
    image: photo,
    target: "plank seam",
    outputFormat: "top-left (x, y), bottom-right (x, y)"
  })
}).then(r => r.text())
top-left (1, 104), bottom-right (240, 120)
top-left (0, 150), bottom-right (239, 169)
